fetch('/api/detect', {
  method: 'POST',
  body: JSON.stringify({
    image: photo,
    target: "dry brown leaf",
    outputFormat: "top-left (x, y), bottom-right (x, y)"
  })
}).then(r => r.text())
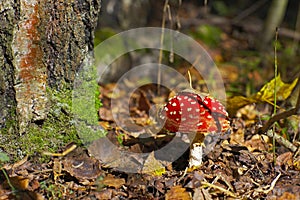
top-left (99, 107), bottom-right (114, 121)
top-left (62, 147), bottom-right (102, 181)
top-left (277, 192), bottom-right (298, 200)
top-left (276, 152), bottom-right (293, 168)
top-left (193, 188), bottom-right (213, 200)
top-left (5, 176), bottom-right (29, 190)
top-left (101, 174), bottom-right (125, 189)
top-left (142, 151), bottom-right (166, 176)
top-left (93, 189), bottom-right (113, 199)
top-left (294, 156), bottom-right (300, 171)
top-left (227, 96), bottom-right (256, 117)
top-left (244, 134), bottom-right (270, 152)
top-left (166, 185), bottom-right (191, 200)
top-left (230, 128), bottom-right (245, 145)
top-left (99, 121), bottom-right (112, 130)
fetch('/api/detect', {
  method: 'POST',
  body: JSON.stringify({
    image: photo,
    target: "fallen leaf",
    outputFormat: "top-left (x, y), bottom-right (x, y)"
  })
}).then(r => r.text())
top-left (101, 174), bottom-right (125, 189)
top-left (93, 189), bottom-right (113, 199)
top-left (142, 152), bottom-right (166, 176)
top-left (166, 185), bottom-right (191, 200)
top-left (244, 134), bottom-right (270, 152)
top-left (62, 147), bottom-right (102, 181)
top-left (277, 192), bottom-right (298, 200)
top-left (293, 156), bottom-right (300, 171)
top-left (227, 96), bottom-right (256, 117)
top-left (276, 152), bottom-right (293, 169)
top-left (194, 188), bottom-right (213, 200)
top-left (4, 176), bottom-right (29, 190)
top-left (227, 75), bottom-right (298, 116)
top-left (99, 108), bottom-right (114, 121)
top-left (253, 74), bottom-right (298, 103)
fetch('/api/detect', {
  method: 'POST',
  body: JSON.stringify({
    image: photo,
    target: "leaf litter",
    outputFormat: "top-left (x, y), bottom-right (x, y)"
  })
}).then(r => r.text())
top-left (1, 18), bottom-right (300, 200)
top-left (2, 71), bottom-right (296, 199)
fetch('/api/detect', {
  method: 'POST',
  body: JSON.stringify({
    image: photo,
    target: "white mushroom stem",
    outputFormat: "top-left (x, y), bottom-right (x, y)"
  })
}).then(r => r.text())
top-left (189, 142), bottom-right (203, 168)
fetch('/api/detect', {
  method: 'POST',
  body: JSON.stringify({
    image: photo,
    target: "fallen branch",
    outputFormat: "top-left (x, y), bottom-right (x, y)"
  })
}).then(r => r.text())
top-left (265, 130), bottom-right (297, 153)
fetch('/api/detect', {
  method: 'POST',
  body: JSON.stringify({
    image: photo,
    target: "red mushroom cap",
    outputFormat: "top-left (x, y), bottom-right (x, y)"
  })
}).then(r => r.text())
top-left (161, 91), bottom-right (230, 134)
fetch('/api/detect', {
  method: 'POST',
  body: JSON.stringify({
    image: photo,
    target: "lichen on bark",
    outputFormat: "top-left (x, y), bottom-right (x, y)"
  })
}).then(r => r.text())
top-left (12, 0), bottom-right (48, 133)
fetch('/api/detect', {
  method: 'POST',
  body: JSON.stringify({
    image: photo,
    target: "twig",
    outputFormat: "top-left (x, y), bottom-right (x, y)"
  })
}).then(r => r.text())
top-left (201, 181), bottom-right (237, 198)
top-left (232, 0), bottom-right (268, 24)
top-left (255, 172), bottom-right (281, 194)
top-left (258, 107), bottom-right (299, 135)
top-left (265, 130), bottom-right (297, 153)
top-left (157, 0), bottom-right (169, 95)
top-left (43, 144), bottom-right (77, 157)
top-left (257, 85), bottom-right (300, 135)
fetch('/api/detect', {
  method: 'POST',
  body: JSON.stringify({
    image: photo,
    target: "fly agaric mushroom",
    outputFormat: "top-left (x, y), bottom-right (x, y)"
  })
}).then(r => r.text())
top-left (160, 89), bottom-right (230, 168)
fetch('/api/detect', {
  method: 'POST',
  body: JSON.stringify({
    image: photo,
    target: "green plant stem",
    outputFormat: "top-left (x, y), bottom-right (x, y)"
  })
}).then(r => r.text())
top-left (2, 169), bottom-right (16, 192)
top-left (272, 28), bottom-right (279, 165)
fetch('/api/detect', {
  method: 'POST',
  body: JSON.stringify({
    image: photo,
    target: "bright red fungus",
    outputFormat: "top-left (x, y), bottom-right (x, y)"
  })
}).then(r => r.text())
top-left (161, 90), bottom-right (230, 168)
top-left (162, 91), bottom-right (230, 134)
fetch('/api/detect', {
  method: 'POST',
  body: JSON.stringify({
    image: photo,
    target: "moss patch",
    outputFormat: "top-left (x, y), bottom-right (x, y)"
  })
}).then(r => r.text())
top-left (0, 87), bottom-right (81, 162)
top-left (72, 64), bottom-right (107, 145)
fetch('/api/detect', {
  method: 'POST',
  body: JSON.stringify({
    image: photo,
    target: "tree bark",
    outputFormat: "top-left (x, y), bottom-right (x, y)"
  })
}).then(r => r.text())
top-left (0, 0), bottom-right (100, 134)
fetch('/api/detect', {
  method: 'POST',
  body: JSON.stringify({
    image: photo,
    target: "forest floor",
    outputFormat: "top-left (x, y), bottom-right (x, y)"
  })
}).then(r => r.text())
top-left (1, 2), bottom-right (300, 200)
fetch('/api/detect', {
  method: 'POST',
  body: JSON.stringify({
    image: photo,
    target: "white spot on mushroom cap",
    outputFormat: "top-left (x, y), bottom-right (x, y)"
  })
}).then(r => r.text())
top-left (197, 122), bottom-right (203, 126)
top-left (172, 102), bottom-right (177, 106)
top-left (187, 107), bottom-right (192, 112)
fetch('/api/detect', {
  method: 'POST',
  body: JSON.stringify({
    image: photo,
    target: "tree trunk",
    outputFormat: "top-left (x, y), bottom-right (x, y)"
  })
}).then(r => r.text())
top-left (259, 0), bottom-right (288, 50)
top-left (0, 0), bottom-right (100, 155)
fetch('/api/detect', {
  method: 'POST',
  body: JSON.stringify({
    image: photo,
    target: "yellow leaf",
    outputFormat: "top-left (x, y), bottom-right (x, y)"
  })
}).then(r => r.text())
top-left (253, 74), bottom-right (298, 103)
top-left (226, 75), bottom-right (298, 116)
